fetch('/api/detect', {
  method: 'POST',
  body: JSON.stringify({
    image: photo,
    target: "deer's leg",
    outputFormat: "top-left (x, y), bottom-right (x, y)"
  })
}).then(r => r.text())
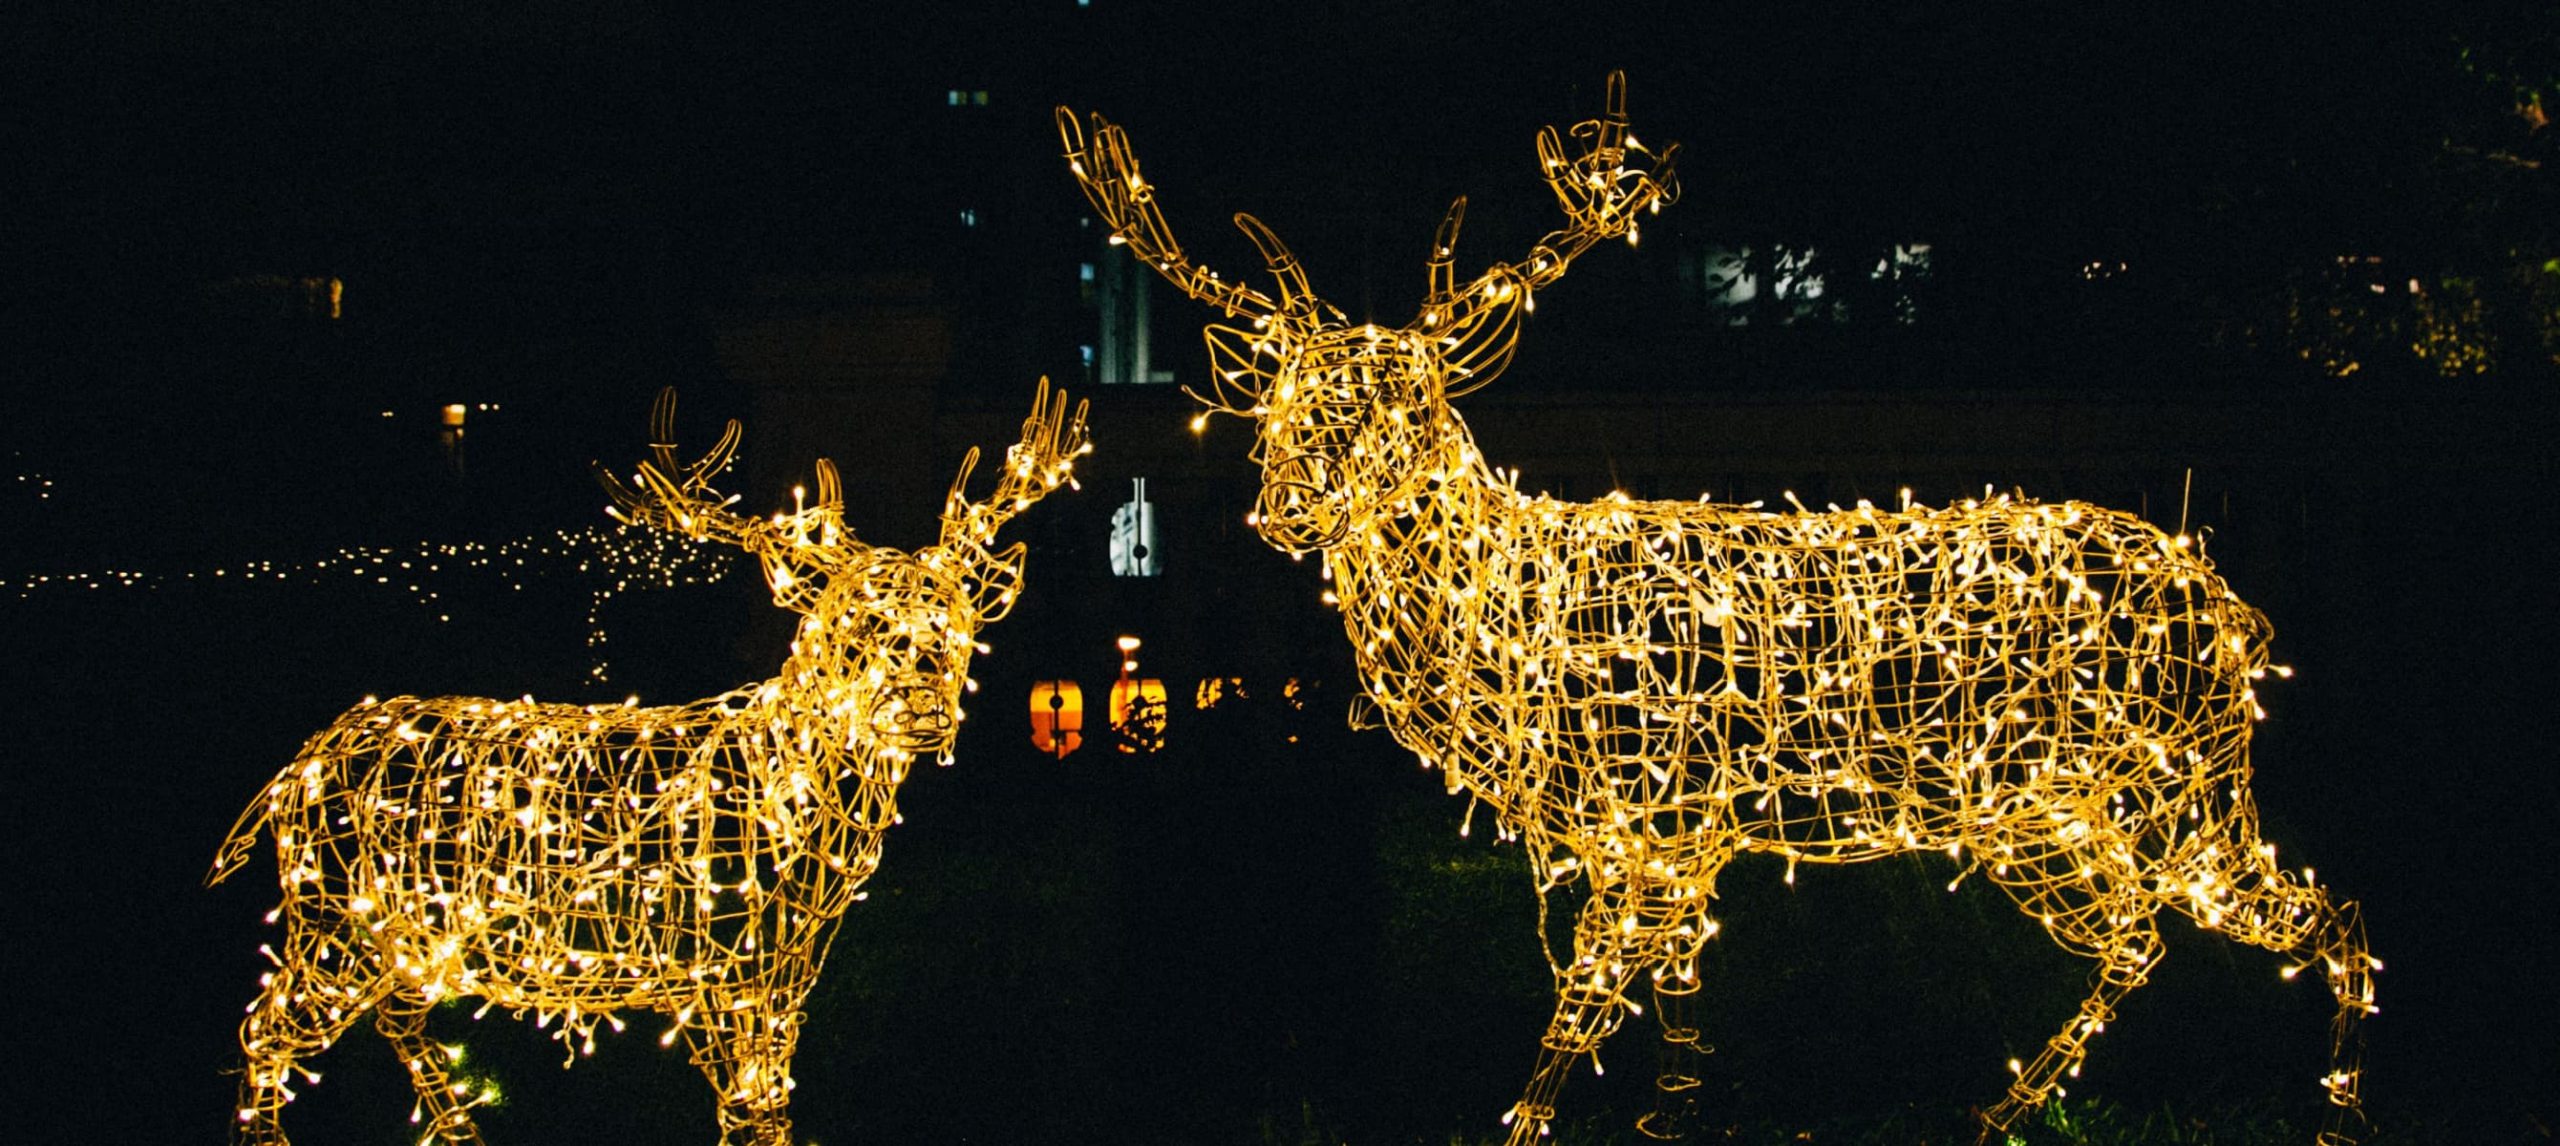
top-left (2299, 897), bottom-right (2376, 1146)
top-left (1503, 883), bottom-right (1674, 1146)
top-left (2302, 898), bottom-right (2376, 1146)
top-left (1978, 908), bottom-right (2163, 1138)
top-left (2189, 856), bottom-right (2376, 1145)
top-left (682, 992), bottom-right (806, 1146)
top-left (1632, 968), bottom-right (1711, 1141)
top-left (232, 921), bottom-right (388, 1146)
top-left (1634, 893), bottom-right (1721, 1141)
top-left (375, 990), bottom-right (489, 1145)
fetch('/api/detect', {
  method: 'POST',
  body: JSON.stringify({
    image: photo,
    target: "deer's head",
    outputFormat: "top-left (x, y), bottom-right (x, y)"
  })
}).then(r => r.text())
top-left (1060, 73), bottom-right (1676, 553)
top-left (600, 383), bottom-right (1088, 759)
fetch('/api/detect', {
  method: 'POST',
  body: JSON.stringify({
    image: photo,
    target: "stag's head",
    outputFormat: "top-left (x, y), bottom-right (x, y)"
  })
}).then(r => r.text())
top-left (600, 383), bottom-right (1087, 763)
top-left (1060, 73), bottom-right (1676, 553)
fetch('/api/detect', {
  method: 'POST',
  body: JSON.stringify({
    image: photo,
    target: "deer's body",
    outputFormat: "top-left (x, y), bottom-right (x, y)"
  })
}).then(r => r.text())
top-left (1064, 75), bottom-right (2375, 1144)
top-left (209, 385), bottom-right (1087, 1146)
top-left (1351, 463), bottom-right (2267, 871)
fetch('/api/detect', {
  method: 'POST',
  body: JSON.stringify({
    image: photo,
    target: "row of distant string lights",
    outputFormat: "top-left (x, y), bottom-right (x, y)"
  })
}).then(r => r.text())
top-left (1029, 636), bottom-right (1319, 757)
top-left (0, 523), bottom-right (736, 681)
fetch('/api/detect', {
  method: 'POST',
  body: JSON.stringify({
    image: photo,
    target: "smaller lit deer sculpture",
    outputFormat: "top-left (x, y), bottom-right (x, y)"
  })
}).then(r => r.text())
top-left (1064, 74), bottom-right (2376, 1144)
top-left (207, 382), bottom-right (1089, 1146)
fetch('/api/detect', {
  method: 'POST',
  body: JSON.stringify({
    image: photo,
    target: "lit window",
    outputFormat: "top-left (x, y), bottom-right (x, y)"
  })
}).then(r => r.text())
top-left (959, 208), bottom-right (977, 227)
top-left (1109, 637), bottom-right (1167, 752)
top-left (948, 89), bottom-right (965, 106)
top-left (1030, 680), bottom-right (1084, 758)
top-left (1699, 244), bottom-right (1844, 326)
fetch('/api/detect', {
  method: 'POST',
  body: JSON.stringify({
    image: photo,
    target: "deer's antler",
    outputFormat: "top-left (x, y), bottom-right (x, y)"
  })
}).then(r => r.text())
top-left (597, 388), bottom-right (764, 547)
top-left (1058, 107), bottom-right (1331, 325)
top-left (1427, 71), bottom-right (1680, 396)
top-left (940, 377), bottom-right (1091, 553)
top-left (1530, 70), bottom-right (1681, 268)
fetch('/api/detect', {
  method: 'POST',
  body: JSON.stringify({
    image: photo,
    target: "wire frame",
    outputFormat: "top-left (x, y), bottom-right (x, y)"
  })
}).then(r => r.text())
top-left (1064, 73), bottom-right (2378, 1146)
top-left (208, 382), bottom-right (1088, 1146)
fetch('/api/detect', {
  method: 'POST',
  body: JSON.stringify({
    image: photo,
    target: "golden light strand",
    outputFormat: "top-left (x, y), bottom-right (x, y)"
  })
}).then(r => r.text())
top-left (2, 524), bottom-right (739, 681)
top-left (1066, 74), bottom-right (2377, 1145)
top-left (208, 381), bottom-right (1089, 1146)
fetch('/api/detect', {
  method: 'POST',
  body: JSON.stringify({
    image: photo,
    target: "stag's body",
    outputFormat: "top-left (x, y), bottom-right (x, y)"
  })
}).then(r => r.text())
top-left (1327, 424), bottom-right (2371, 1138)
top-left (208, 385), bottom-right (1087, 1146)
top-left (1064, 75), bottom-right (2374, 1145)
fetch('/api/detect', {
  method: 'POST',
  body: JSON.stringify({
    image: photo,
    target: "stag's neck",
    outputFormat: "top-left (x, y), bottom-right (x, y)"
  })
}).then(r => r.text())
top-left (767, 580), bottom-right (969, 810)
top-left (1322, 420), bottom-right (1519, 772)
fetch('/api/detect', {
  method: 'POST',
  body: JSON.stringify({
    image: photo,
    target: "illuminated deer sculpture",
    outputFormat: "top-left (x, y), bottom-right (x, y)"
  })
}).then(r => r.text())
top-left (207, 382), bottom-right (1089, 1145)
top-left (1064, 75), bottom-right (2376, 1144)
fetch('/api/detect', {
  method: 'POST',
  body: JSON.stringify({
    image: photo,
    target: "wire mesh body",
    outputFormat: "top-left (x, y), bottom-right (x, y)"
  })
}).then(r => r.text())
top-left (1062, 74), bottom-right (2375, 1145)
top-left (208, 383), bottom-right (1087, 1146)
top-left (1335, 467), bottom-right (2375, 1143)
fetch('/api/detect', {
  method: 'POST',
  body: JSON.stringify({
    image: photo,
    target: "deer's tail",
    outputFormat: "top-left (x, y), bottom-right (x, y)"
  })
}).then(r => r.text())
top-left (206, 786), bottom-right (274, 888)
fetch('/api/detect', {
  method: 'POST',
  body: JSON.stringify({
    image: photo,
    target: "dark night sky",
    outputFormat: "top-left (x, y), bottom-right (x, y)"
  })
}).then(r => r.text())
top-left (3, 1), bottom-right (2473, 315)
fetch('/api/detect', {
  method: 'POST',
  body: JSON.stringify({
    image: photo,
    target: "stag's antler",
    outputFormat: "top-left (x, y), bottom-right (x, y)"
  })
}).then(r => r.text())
top-left (1529, 71), bottom-right (1681, 266)
top-left (940, 377), bottom-right (1091, 552)
top-left (596, 388), bottom-right (766, 547)
top-left (1058, 107), bottom-right (1332, 325)
top-left (1427, 71), bottom-right (1681, 396)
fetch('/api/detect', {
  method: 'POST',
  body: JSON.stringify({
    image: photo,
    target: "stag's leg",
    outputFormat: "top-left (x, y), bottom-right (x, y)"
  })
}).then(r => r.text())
top-left (232, 919), bottom-right (390, 1146)
top-left (375, 990), bottom-right (490, 1145)
top-left (1978, 893), bottom-right (2164, 1140)
top-left (682, 993), bottom-right (807, 1146)
top-left (2188, 857), bottom-right (2377, 1145)
top-left (1631, 966), bottom-right (1712, 1141)
top-left (1634, 894), bottom-right (1721, 1141)
top-left (2302, 898), bottom-right (2377, 1146)
top-left (1503, 882), bottom-right (1684, 1146)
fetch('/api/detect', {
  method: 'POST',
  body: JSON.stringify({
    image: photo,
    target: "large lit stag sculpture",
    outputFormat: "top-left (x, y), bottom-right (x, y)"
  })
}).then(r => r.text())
top-left (207, 382), bottom-right (1090, 1145)
top-left (1064, 74), bottom-right (2376, 1144)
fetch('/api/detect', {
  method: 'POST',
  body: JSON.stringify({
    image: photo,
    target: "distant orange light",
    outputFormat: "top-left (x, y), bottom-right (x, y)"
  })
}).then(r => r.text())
top-left (1109, 676), bottom-right (1167, 753)
top-left (1030, 680), bottom-right (1085, 758)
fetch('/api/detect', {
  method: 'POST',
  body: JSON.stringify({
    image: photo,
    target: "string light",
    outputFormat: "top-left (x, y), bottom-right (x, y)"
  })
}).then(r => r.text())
top-left (207, 382), bottom-right (1089, 1146)
top-left (1066, 73), bottom-right (2377, 1145)
top-left (10, 453), bottom-right (53, 501)
top-left (1, 524), bottom-right (735, 682)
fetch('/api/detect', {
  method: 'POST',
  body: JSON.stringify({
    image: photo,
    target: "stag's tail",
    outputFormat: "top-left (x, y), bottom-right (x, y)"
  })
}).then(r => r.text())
top-left (206, 784), bottom-right (274, 887)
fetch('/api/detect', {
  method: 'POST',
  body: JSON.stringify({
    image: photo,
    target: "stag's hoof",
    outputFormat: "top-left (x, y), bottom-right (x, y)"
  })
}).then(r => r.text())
top-left (1970, 1100), bottom-right (2029, 1146)
top-left (1636, 1096), bottom-right (1699, 1140)
top-left (1501, 1103), bottom-right (1555, 1146)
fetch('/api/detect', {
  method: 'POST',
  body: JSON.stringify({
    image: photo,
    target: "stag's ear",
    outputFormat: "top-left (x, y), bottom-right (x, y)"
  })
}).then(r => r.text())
top-left (1436, 290), bottom-right (1524, 398)
top-left (1202, 324), bottom-right (1285, 412)
top-left (967, 542), bottom-right (1029, 623)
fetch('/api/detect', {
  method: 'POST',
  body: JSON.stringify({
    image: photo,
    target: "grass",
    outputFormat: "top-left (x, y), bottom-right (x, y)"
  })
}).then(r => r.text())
top-left (1252, 1094), bottom-right (2425, 1146)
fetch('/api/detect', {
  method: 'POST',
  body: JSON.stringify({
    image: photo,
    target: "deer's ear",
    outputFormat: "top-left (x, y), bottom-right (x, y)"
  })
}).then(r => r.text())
top-left (1436, 292), bottom-right (1523, 397)
top-left (1203, 324), bottom-right (1284, 408)
top-left (968, 542), bottom-right (1029, 622)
